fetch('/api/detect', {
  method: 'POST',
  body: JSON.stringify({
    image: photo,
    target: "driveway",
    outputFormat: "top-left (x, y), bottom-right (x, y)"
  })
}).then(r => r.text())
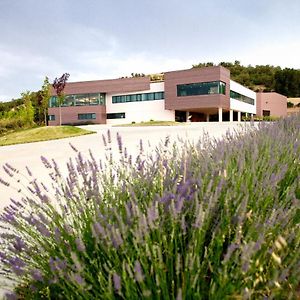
top-left (0, 122), bottom-right (252, 211)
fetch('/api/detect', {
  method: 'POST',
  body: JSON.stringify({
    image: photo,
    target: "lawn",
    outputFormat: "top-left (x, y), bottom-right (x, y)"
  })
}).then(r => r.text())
top-left (114, 120), bottom-right (184, 127)
top-left (0, 126), bottom-right (94, 146)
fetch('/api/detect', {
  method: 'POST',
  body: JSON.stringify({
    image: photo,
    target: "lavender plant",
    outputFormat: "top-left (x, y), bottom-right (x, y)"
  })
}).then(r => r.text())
top-left (0, 115), bottom-right (300, 299)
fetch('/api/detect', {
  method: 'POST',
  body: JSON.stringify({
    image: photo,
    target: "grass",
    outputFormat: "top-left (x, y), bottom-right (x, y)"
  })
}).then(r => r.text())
top-left (0, 115), bottom-right (299, 299)
top-left (0, 126), bottom-right (94, 146)
top-left (114, 120), bottom-right (184, 127)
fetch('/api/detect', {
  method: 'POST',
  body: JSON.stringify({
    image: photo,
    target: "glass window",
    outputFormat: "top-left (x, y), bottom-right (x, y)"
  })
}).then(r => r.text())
top-left (49, 96), bottom-right (58, 108)
top-left (48, 115), bottom-right (55, 121)
top-left (177, 81), bottom-right (226, 97)
top-left (63, 95), bottom-right (75, 107)
top-left (112, 92), bottom-right (164, 103)
top-left (107, 112), bottom-right (125, 119)
top-left (78, 113), bottom-right (96, 120)
top-left (230, 90), bottom-right (254, 105)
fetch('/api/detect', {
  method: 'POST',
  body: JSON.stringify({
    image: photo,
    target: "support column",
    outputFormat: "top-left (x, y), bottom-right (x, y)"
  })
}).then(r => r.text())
top-left (250, 113), bottom-right (254, 121)
top-left (229, 109), bottom-right (234, 122)
top-left (186, 111), bottom-right (190, 122)
top-left (238, 111), bottom-right (241, 122)
top-left (218, 107), bottom-right (223, 122)
top-left (206, 114), bottom-right (210, 122)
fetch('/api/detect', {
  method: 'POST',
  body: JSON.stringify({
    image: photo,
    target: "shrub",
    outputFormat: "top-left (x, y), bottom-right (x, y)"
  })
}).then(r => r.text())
top-left (0, 116), bottom-right (300, 299)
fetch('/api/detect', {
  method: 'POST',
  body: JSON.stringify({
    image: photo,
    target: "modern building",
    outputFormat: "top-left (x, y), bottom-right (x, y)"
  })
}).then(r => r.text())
top-left (256, 92), bottom-right (287, 117)
top-left (48, 66), bottom-right (285, 126)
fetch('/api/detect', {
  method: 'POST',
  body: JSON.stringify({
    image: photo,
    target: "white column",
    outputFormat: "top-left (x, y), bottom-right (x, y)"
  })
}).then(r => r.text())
top-left (250, 113), bottom-right (254, 121)
top-left (218, 107), bottom-right (223, 122)
top-left (238, 111), bottom-right (241, 122)
top-left (206, 114), bottom-right (210, 122)
top-left (230, 109), bottom-right (234, 122)
top-left (186, 111), bottom-right (190, 122)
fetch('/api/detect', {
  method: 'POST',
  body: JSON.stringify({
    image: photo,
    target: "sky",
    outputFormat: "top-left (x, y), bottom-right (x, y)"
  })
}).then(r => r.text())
top-left (0, 0), bottom-right (300, 101)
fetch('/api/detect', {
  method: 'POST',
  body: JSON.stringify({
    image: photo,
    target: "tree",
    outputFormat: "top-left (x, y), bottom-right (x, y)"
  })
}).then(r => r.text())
top-left (52, 73), bottom-right (70, 126)
top-left (41, 77), bottom-right (51, 125)
top-left (20, 91), bottom-right (35, 126)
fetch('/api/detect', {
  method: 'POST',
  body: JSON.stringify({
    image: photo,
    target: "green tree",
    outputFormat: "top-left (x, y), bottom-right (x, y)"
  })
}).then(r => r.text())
top-left (20, 91), bottom-right (35, 126)
top-left (41, 77), bottom-right (51, 125)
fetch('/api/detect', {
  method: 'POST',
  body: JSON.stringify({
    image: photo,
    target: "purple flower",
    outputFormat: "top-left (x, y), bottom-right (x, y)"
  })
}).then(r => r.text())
top-left (134, 260), bottom-right (144, 283)
top-left (4, 292), bottom-right (17, 300)
top-left (113, 273), bottom-right (121, 292)
top-left (116, 132), bottom-right (123, 154)
top-left (3, 165), bottom-right (14, 177)
top-left (13, 236), bottom-right (26, 252)
top-left (25, 166), bottom-right (32, 177)
top-left (75, 237), bottom-right (86, 252)
top-left (69, 143), bottom-right (79, 153)
top-left (31, 269), bottom-right (43, 282)
top-left (73, 273), bottom-right (85, 286)
top-left (0, 177), bottom-right (10, 187)
top-left (40, 156), bottom-right (52, 168)
top-left (139, 139), bottom-right (144, 154)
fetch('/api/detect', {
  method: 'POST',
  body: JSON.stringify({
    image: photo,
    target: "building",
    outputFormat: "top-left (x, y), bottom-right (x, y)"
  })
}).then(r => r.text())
top-left (256, 92), bottom-right (287, 117)
top-left (48, 66), bottom-right (286, 126)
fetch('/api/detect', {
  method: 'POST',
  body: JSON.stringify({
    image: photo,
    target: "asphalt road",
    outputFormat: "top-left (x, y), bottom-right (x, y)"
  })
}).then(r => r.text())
top-left (0, 122), bottom-right (252, 211)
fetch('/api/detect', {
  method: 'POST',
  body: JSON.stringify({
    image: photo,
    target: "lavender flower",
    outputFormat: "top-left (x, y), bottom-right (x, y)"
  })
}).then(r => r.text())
top-left (31, 269), bottom-right (43, 281)
top-left (113, 272), bottom-right (121, 292)
top-left (75, 237), bottom-right (86, 252)
top-left (40, 156), bottom-right (52, 168)
top-left (134, 260), bottom-right (144, 283)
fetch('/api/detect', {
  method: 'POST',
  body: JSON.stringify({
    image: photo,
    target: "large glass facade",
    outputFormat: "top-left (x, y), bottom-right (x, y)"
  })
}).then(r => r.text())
top-left (230, 91), bottom-right (254, 105)
top-left (49, 93), bottom-right (105, 107)
top-left (112, 92), bottom-right (164, 104)
top-left (177, 81), bottom-right (226, 97)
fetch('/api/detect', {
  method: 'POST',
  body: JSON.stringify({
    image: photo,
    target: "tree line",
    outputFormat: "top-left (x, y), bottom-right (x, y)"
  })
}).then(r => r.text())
top-left (193, 61), bottom-right (300, 97)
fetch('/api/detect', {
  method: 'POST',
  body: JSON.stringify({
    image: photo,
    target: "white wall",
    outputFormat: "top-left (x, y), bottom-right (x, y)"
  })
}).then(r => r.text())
top-left (230, 80), bottom-right (256, 114)
top-left (106, 82), bottom-right (175, 125)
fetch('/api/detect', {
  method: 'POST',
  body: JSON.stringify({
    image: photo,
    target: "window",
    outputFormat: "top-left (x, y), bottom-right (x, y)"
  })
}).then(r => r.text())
top-left (107, 113), bottom-right (125, 119)
top-left (263, 110), bottom-right (270, 116)
top-left (48, 115), bottom-right (55, 121)
top-left (78, 113), bottom-right (96, 120)
top-left (49, 93), bottom-right (106, 108)
top-left (112, 92), bottom-right (164, 103)
top-left (177, 81), bottom-right (226, 97)
top-left (230, 90), bottom-right (254, 105)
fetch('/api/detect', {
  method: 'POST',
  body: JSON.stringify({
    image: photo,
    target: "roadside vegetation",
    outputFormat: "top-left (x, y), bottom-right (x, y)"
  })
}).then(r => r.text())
top-left (0, 114), bottom-right (299, 299)
top-left (0, 126), bottom-right (94, 146)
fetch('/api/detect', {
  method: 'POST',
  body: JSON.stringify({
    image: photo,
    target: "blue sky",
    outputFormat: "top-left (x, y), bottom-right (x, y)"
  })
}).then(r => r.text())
top-left (0, 0), bottom-right (300, 101)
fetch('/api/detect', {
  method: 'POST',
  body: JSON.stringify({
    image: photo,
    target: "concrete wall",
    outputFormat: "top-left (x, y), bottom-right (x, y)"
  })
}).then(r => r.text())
top-left (230, 80), bottom-right (256, 114)
top-left (256, 92), bottom-right (287, 117)
top-left (106, 82), bottom-right (175, 125)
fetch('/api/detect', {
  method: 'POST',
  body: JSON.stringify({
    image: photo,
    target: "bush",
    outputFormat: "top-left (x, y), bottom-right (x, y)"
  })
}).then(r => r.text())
top-left (287, 101), bottom-right (294, 108)
top-left (0, 116), bottom-right (300, 299)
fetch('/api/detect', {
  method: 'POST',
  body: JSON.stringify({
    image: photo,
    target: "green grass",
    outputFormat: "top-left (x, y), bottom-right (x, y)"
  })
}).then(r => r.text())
top-left (114, 120), bottom-right (184, 127)
top-left (0, 126), bottom-right (94, 146)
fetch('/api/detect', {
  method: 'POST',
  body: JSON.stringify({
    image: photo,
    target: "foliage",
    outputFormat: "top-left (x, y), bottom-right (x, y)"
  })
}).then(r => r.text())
top-left (52, 73), bottom-right (70, 126)
top-left (40, 77), bottom-right (51, 125)
top-left (193, 61), bottom-right (300, 96)
top-left (287, 101), bottom-right (294, 108)
top-left (0, 115), bottom-right (299, 299)
top-left (0, 126), bottom-right (94, 146)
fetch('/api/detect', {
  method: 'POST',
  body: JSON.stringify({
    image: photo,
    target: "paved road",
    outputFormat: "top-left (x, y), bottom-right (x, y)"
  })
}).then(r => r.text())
top-left (0, 122), bottom-right (252, 211)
